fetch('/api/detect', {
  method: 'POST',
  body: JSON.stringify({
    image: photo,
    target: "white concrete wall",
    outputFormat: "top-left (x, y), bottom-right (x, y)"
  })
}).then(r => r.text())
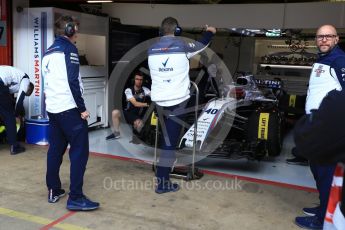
top-left (102, 2), bottom-right (345, 29)
top-left (53, 8), bottom-right (108, 36)
top-left (284, 2), bottom-right (345, 29)
top-left (77, 34), bottom-right (106, 66)
top-left (12, 0), bottom-right (30, 69)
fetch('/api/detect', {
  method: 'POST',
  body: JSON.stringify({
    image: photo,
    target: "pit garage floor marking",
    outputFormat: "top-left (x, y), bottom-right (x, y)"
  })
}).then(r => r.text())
top-left (201, 169), bottom-right (318, 193)
top-left (0, 207), bottom-right (88, 230)
top-left (89, 128), bottom-right (316, 190)
top-left (90, 151), bottom-right (318, 193)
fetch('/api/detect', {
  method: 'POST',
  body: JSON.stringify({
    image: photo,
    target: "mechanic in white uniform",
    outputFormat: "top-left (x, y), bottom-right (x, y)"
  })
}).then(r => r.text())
top-left (106, 72), bottom-right (150, 140)
top-left (0, 65), bottom-right (33, 155)
top-left (148, 17), bottom-right (216, 194)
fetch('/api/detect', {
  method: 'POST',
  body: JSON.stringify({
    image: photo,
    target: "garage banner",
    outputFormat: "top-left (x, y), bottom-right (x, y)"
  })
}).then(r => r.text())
top-left (28, 10), bottom-right (48, 118)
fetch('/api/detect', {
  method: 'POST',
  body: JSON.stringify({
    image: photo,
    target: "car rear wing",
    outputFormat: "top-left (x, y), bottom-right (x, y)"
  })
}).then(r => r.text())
top-left (254, 79), bottom-right (282, 89)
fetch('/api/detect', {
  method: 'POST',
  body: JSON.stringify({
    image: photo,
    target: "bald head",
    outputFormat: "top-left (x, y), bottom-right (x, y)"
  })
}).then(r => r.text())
top-left (315, 24), bottom-right (339, 53)
top-left (316, 25), bottom-right (337, 36)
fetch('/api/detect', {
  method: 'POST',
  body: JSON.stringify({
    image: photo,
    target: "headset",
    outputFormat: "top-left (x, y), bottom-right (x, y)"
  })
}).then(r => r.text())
top-left (54, 15), bottom-right (78, 37)
top-left (174, 25), bottom-right (182, 36)
top-left (65, 21), bottom-right (77, 37)
top-left (60, 15), bottom-right (77, 37)
top-left (159, 17), bottom-right (182, 36)
top-left (159, 25), bottom-right (182, 36)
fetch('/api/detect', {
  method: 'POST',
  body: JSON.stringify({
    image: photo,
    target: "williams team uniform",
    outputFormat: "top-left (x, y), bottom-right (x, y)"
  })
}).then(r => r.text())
top-left (0, 66), bottom-right (31, 146)
top-left (148, 31), bottom-right (214, 189)
top-left (148, 32), bottom-right (214, 106)
top-left (306, 45), bottom-right (345, 114)
top-left (295, 45), bottom-right (345, 225)
top-left (42, 36), bottom-right (89, 200)
top-left (42, 36), bottom-right (85, 114)
top-left (124, 86), bottom-right (150, 124)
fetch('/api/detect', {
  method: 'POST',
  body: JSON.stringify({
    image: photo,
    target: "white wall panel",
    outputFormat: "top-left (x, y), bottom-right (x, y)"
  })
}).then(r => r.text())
top-left (103, 2), bottom-right (345, 29)
top-left (284, 2), bottom-right (345, 29)
top-left (103, 3), bottom-right (284, 28)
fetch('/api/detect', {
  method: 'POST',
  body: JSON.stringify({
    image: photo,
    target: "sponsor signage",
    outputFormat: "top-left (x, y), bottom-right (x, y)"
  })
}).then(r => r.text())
top-left (181, 99), bottom-right (233, 149)
top-left (258, 113), bottom-right (269, 140)
top-left (29, 12), bottom-right (47, 117)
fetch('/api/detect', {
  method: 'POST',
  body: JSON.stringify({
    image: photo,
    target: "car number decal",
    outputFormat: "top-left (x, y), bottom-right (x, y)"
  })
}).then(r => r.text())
top-left (180, 98), bottom-right (236, 150)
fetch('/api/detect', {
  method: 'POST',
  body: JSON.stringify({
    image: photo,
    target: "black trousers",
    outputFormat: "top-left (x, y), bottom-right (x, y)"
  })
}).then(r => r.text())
top-left (310, 163), bottom-right (336, 222)
top-left (0, 81), bottom-right (17, 145)
top-left (46, 108), bottom-right (89, 199)
top-left (155, 100), bottom-right (187, 186)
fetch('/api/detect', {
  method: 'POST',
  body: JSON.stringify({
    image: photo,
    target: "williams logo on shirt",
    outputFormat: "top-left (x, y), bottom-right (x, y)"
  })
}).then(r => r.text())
top-left (314, 65), bottom-right (325, 77)
top-left (70, 52), bottom-right (79, 65)
top-left (159, 57), bottom-right (173, 72)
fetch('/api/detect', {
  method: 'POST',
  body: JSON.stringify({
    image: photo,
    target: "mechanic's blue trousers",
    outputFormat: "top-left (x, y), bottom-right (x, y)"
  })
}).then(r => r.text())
top-left (156, 101), bottom-right (187, 187)
top-left (0, 81), bottom-right (17, 145)
top-left (46, 108), bottom-right (89, 199)
top-left (310, 163), bottom-right (336, 222)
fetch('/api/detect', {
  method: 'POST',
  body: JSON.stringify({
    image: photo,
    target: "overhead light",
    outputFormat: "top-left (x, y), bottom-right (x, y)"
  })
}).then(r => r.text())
top-left (229, 28), bottom-right (257, 37)
top-left (265, 29), bottom-right (281, 37)
top-left (87, 0), bottom-right (113, 3)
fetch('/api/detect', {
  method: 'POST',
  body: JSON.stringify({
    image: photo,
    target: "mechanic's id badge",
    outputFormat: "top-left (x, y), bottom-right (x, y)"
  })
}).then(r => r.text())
top-left (258, 113), bottom-right (270, 140)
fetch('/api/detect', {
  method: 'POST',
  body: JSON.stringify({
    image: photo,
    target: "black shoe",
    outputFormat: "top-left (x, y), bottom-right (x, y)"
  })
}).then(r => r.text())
top-left (295, 216), bottom-right (323, 229)
top-left (303, 206), bottom-right (320, 216)
top-left (67, 195), bottom-right (100, 211)
top-left (10, 144), bottom-right (25, 155)
top-left (130, 135), bottom-right (142, 145)
top-left (106, 132), bottom-right (120, 140)
top-left (286, 157), bottom-right (308, 166)
top-left (48, 188), bottom-right (66, 203)
top-left (155, 181), bottom-right (180, 194)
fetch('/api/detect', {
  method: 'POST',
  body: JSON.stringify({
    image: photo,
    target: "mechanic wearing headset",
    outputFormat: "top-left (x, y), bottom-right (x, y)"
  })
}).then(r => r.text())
top-left (0, 65), bottom-right (34, 155)
top-left (148, 17), bottom-right (216, 194)
top-left (42, 15), bottom-right (99, 211)
top-left (294, 25), bottom-right (345, 229)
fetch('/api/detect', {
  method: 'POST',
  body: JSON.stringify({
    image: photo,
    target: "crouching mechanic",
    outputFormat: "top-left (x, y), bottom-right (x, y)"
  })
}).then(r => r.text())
top-left (148, 17), bottom-right (216, 194)
top-left (106, 72), bottom-right (150, 140)
top-left (42, 15), bottom-right (99, 211)
top-left (0, 65), bottom-right (34, 155)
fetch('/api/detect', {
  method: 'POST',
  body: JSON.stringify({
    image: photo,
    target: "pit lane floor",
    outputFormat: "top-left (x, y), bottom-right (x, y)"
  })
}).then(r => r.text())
top-left (0, 142), bottom-right (317, 229)
top-left (90, 127), bottom-right (316, 190)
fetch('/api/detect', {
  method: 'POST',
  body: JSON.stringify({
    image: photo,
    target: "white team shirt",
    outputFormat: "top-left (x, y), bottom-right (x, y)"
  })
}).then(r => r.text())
top-left (124, 87), bottom-right (151, 101)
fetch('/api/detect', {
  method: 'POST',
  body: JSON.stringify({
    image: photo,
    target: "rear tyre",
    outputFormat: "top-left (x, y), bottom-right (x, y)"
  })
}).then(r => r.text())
top-left (246, 109), bottom-right (282, 157)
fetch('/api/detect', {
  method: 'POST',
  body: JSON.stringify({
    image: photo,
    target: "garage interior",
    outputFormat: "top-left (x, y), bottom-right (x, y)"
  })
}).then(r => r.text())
top-left (1, 0), bottom-right (344, 229)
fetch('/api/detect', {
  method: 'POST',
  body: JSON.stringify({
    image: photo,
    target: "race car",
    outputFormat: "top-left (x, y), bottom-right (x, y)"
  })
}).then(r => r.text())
top-left (179, 74), bottom-right (284, 160)
top-left (138, 74), bottom-right (285, 161)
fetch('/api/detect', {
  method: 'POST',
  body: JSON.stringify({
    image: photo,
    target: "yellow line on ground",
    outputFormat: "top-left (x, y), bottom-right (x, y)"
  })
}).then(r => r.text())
top-left (0, 207), bottom-right (89, 230)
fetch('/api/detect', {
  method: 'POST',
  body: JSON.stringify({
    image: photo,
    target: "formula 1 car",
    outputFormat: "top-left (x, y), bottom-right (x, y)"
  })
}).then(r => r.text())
top-left (139, 74), bottom-right (285, 160)
top-left (176, 74), bottom-right (284, 160)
